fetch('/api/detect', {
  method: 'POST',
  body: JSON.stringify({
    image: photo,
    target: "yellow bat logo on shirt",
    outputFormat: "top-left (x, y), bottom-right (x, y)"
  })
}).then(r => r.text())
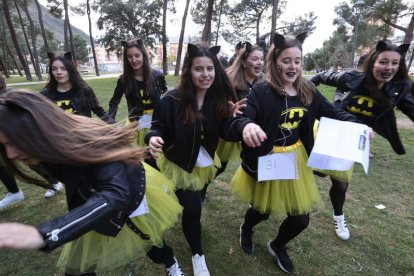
top-left (280, 107), bottom-right (307, 129)
top-left (56, 100), bottom-right (74, 113)
top-left (346, 95), bottom-right (376, 116)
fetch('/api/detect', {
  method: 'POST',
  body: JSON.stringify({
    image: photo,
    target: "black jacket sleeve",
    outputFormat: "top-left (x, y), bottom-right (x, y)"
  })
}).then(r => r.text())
top-left (108, 76), bottom-right (124, 120)
top-left (397, 81), bottom-right (414, 122)
top-left (84, 87), bottom-right (115, 124)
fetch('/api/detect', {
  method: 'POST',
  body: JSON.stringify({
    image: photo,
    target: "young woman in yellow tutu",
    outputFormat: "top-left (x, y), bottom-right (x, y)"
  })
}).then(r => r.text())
top-left (108, 38), bottom-right (168, 168)
top-left (202, 42), bottom-right (265, 203)
top-left (146, 43), bottom-right (236, 276)
top-left (224, 33), bottom-right (362, 274)
top-left (0, 90), bottom-right (184, 276)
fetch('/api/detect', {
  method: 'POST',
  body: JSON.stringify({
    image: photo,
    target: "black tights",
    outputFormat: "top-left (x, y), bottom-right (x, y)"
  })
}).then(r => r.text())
top-left (330, 177), bottom-right (348, 216)
top-left (0, 166), bottom-right (19, 193)
top-left (175, 189), bottom-right (203, 255)
top-left (200, 161), bottom-right (229, 200)
top-left (243, 207), bottom-right (309, 248)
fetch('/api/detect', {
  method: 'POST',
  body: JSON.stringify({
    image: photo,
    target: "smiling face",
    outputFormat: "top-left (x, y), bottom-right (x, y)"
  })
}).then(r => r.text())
top-left (276, 46), bottom-right (302, 86)
top-left (0, 131), bottom-right (40, 165)
top-left (51, 60), bottom-right (70, 87)
top-left (372, 50), bottom-right (401, 88)
top-left (191, 56), bottom-right (215, 94)
top-left (244, 50), bottom-right (264, 79)
top-left (126, 46), bottom-right (144, 73)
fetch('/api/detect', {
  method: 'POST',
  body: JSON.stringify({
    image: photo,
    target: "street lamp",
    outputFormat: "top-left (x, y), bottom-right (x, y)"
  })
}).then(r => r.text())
top-left (349, 0), bottom-right (365, 68)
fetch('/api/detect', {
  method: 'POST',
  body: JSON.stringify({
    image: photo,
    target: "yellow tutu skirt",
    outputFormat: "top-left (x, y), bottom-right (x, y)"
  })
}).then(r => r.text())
top-left (231, 142), bottom-right (322, 216)
top-left (157, 154), bottom-right (221, 191)
top-left (56, 162), bottom-right (182, 274)
top-left (216, 138), bottom-right (241, 162)
top-left (313, 120), bottom-right (353, 182)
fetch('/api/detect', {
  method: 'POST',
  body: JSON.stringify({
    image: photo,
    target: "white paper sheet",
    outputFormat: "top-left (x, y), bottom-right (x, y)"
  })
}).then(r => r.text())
top-left (138, 114), bottom-right (152, 130)
top-left (129, 195), bottom-right (149, 218)
top-left (195, 146), bottom-right (214, 167)
top-left (258, 152), bottom-right (298, 181)
top-left (307, 117), bottom-right (371, 174)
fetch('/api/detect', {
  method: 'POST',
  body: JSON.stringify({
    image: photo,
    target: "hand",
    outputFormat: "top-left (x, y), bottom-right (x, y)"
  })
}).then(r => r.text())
top-left (0, 223), bottom-right (45, 250)
top-left (228, 99), bottom-right (247, 117)
top-left (242, 123), bottom-right (267, 147)
top-left (368, 127), bottom-right (375, 141)
top-left (149, 136), bottom-right (164, 159)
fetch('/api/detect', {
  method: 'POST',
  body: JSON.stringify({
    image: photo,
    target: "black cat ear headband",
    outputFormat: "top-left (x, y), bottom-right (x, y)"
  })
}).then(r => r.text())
top-left (375, 40), bottom-right (410, 56)
top-left (120, 38), bottom-right (143, 48)
top-left (273, 32), bottom-right (307, 48)
top-left (187, 43), bottom-right (221, 57)
top-left (47, 51), bottom-right (72, 61)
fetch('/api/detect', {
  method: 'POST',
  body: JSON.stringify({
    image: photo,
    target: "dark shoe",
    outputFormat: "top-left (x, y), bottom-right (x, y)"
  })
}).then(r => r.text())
top-left (267, 241), bottom-right (294, 273)
top-left (200, 195), bottom-right (207, 205)
top-left (239, 223), bottom-right (254, 253)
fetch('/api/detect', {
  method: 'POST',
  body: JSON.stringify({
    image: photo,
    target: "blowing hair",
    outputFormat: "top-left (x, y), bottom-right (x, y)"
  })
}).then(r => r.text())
top-left (121, 39), bottom-right (152, 97)
top-left (177, 43), bottom-right (236, 124)
top-left (0, 89), bottom-right (145, 186)
top-left (226, 43), bottom-right (264, 94)
top-left (361, 39), bottom-right (410, 107)
top-left (265, 33), bottom-right (316, 105)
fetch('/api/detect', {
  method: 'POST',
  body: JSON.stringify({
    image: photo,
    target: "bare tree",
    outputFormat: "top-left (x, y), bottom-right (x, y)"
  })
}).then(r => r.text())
top-left (63, 0), bottom-right (76, 64)
top-left (271, 0), bottom-right (279, 39)
top-left (87, 0), bottom-right (99, 76)
top-left (162, 0), bottom-right (168, 74)
top-left (34, 0), bottom-right (50, 52)
top-left (2, 0), bottom-right (32, 80)
top-left (174, 0), bottom-right (191, 76)
top-left (201, 0), bottom-right (214, 43)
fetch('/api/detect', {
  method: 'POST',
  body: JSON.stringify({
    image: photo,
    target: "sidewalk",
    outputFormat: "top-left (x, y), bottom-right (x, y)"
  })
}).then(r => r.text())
top-left (8, 73), bottom-right (120, 87)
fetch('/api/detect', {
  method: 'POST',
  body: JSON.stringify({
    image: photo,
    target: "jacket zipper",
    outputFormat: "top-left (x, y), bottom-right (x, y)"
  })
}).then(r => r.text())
top-left (46, 202), bottom-right (108, 242)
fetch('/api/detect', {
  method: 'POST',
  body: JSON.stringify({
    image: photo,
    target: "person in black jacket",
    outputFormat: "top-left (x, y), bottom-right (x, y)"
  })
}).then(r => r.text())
top-left (40, 51), bottom-right (114, 198)
top-left (108, 39), bottom-right (167, 144)
top-left (0, 90), bottom-right (184, 276)
top-left (146, 43), bottom-right (237, 276)
top-left (310, 39), bottom-right (413, 241)
top-left (224, 33), bottom-right (364, 274)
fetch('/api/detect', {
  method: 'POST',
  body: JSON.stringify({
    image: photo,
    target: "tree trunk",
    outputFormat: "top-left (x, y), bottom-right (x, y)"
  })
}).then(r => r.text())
top-left (402, 13), bottom-right (414, 44)
top-left (23, 0), bottom-right (43, 81)
top-left (34, 0), bottom-right (50, 52)
top-left (87, 0), bottom-right (99, 76)
top-left (14, 0), bottom-right (36, 77)
top-left (162, 0), bottom-right (168, 74)
top-left (64, 0), bottom-right (77, 65)
top-left (201, 0), bottom-right (214, 44)
top-left (407, 49), bottom-right (413, 72)
top-left (214, 0), bottom-right (224, 46)
top-left (174, 0), bottom-right (191, 76)
top-left (0, 54), bottom-right (10, 78)
top-left (2, 0), bottom-right (32, 80)
top-left (6, 43), bottom-right (23, 76)
top-left (271, 0), bottom-right (279, 39)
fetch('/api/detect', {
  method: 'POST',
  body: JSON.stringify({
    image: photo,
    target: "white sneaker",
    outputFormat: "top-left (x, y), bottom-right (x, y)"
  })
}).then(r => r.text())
top-left (166, 257), bottom-right (184, 276)
top-left (44, 182), bottom-right (64, 198)
top-left (333, 213), bottom-right (350, 240)
top-left (0, 190), bottom-right (24, 209)
top-left (192, 254), bottom-right (210, 276)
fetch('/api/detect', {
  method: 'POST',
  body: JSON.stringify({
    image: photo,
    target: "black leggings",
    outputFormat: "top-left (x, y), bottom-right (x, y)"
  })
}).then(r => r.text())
top-left (330, 177), bottom-right (348, 216)
top-left (175, 189), bottom-right (203, 255)
top-left (243, 207), bottom-right (309, 248)
top-left (0, 166), bottom-right (19, 193)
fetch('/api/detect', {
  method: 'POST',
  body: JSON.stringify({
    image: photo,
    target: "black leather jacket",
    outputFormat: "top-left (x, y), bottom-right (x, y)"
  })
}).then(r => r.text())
top-left (311, 70), bottom-right (414, 154)
top-left (108, 69), bottom-right (167, 120)
top-left (40, 87), bottom-right (115, 124)
top-left (224, 80), bottom-right (360, 179)
top-left (145, 89), bottom-right (230, 173)
top-left (35, 162), bottom-right (145, 252)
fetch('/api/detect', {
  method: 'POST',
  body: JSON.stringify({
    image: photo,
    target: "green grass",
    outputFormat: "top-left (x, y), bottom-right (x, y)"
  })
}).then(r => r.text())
top-left (1, 80), bottom-right (413, 275)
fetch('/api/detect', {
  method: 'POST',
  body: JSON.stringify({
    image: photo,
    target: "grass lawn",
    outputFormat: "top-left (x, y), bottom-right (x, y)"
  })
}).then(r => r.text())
top-left (0, 80), bottom-right (413, 275)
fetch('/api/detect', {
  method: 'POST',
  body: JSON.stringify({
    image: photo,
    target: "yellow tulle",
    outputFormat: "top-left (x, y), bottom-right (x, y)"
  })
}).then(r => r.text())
top-left (157, 153), bottom-right (221, 191)
top-left (231, 144), bottom-right (322, 216)
top-left (216, 138), bottom-right (241, 162)
top-left (56, 162), bottom-right (182, 274)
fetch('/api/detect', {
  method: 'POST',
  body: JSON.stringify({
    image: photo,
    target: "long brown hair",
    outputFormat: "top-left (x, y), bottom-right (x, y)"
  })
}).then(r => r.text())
top-left (361, 39), bottom-right (411, 107)
top-left (226, 42), bottom-right (264, 94)
top-left (265, 33), bottom-right (316, 105)
top-left (0, 89), bottom-right (145, 186)
top-left (177, 43), bottom-right (236, 124)
top-left (121, 39), bottom-right (152, 96)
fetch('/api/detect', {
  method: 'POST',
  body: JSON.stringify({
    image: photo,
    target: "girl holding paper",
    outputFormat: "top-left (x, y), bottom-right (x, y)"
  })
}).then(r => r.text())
top-left (0, 89), bottom-right (184, 275)
top-left (146, 43), bottom-right (237, 276)
top-left (224, 33), bottom-right (360, 273)
top-left (311, 40), bottom-right (413, 241)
